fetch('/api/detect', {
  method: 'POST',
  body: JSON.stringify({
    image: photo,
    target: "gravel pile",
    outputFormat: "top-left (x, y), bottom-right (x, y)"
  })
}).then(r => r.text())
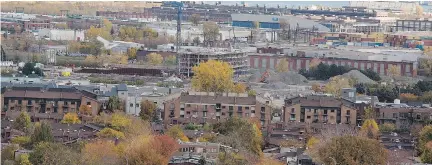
top-left (261, 82), bottom-right (288, 89)
top-left (268, 71), bottom-right (308, 85)
top-left (339, 70), bottom-right (376, 84)
top-left (249, 70), bottom-right (308, 85)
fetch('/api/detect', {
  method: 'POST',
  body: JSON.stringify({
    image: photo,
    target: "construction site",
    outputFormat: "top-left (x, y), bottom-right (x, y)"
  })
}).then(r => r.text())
top-left (178, 48), bottom-right (249, 77)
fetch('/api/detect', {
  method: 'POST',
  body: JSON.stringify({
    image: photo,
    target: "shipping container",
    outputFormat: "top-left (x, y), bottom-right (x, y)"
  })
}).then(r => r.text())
top-left (361, 42), bottom-right (369, 47)
top-left (326, 42), bottom-right (333, 45)
top-left (383, 43), bottom-right (390, 47)
top-left (354, 42), bottom-right (362, 46)
top-left (347, 42), bottom-right (354, 46)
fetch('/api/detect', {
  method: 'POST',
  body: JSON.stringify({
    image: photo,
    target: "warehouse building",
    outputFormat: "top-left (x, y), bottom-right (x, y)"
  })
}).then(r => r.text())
top-left (394, 19), bottom-right (432, 32)
top-left (248, 46), bottom-right (420, 77)
top-left (231, 14), bottom-right (330, 31)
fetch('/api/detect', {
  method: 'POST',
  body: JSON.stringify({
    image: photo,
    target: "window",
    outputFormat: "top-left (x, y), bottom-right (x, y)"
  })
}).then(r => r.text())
top-left (331, 110), bottom-right (335, 113)
top-left (246, 113), bottom-right (249, 117)
top-left (252, 110), bottom-right (255, 113)
top-left (393, 113), bottom-right (398, 118)
top-left (347, 110), bottom-right (350, 115)
top-left (28, 100), bottom-right (32, 105)
top-left (291, 108), bottom-right (295, 113)
top-left (222, 106), bottom-right (226, 109)
top-left (87, 102), bottom-right (91, 105)
top-left (229, 106), bottom-right (233, 111)
top-left (18, 100), bottom-right (22, 104)
top-left (290, 114), bottom-right (296, 120)
top-left (203, 111), bottom-right (207, 117)
top-left (204, 105), bottom-right (208, 111)
top-left (71, 102), bottom-right (75, 105)
top-left (130, 103), bottom-right (133, 107)
top-left (307, 116), bottom-right (311, 119)
top-left (180, 115), bottom-right (184, 118)
top-left (245, 107), bottom-right (249, 110)
top-left (71, 108), bottom-right (75, 112)
top-left (136, 103), bottom-right (139, 107)
top-left (324, 110), bottom-right (328, 114)
top-left (187, 104), bottom-right (191, 107)
top-left (238, 106), bottom-right (242, 111)
top-left (186, 111), bottom-right (190, 115)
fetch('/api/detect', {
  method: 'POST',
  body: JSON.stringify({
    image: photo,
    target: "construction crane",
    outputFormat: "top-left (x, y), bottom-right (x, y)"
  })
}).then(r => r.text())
top-left (166, 1), bottom-right (183, 75)
top-left (166, 1), bottom-right (183, 53)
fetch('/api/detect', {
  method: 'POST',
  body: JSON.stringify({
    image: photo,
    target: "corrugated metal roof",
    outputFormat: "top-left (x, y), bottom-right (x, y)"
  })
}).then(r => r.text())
top-left (231, 14), bottom-right (330, 32)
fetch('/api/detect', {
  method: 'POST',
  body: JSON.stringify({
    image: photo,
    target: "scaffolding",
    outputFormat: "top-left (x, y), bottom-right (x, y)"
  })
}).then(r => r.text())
top-left (178, 48), bottom-right (249, 77)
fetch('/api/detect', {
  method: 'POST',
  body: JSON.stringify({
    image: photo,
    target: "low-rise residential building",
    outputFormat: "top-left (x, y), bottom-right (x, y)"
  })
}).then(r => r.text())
top-left (1, 86), bottom-right (101, 122)
top-left (283, 95), bottom-right (358, 125)
top-left (375, 104), bottom-right (432, 130)
top-left (163, 92), bottom-right (273, 129)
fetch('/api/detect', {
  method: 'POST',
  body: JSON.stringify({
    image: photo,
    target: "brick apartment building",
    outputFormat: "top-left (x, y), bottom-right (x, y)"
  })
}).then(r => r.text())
top-left (1, 87), bottom-right (100, 122)
top-left (249, 47), bottom-right (417, 77)
top-left (375, 105), bottom-right (432, 130)
top-left (283, 95), bottom-right (358, 125)
top-left (163, 92), bottom-right (273, 128)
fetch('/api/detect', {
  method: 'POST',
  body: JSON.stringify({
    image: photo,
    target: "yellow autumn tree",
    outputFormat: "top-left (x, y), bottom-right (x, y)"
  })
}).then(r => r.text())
top-left (233, 83), bottom-right (247, 93)
top-left (97, 128), bottom-right (126, 139)
top-left (191, 60), bottom-right (234, 93)
top-left (127, 47), bottom-right (137, 59)
top-left (306, 136), bottom-right (319, 149)
top-left (146, 53), bottom-right (163, 65)
top-left (61, 112), bottom-right (81, 124)
top-left (276, 59), bottom-right (289, 73)
top-left (360, 119), bottom-right (379, 139)
top-left (400, 93), bottom-right (418, 102)
top-left (166, 125), bottom-right (189, 142)
top-left (82, 140), bottom-right (121, 165)
top-left (79, 104), bottom-right (92, 116)
top-left (387, 64), bottom-right (401, 78)
top-left (324, 76), bottom-right (352, 96)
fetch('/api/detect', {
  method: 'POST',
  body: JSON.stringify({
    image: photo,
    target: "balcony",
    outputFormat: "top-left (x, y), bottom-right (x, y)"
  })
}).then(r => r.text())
top-left (169, 114), bottom-right (175, 117)
top-left (62, 104), bottom-right (68, 108)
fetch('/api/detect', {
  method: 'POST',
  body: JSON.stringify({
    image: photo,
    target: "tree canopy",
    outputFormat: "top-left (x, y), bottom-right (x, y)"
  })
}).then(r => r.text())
top-left (191, 60), bottom-right (234, 93)
top-left (318, 136), bottom-right (388, 165)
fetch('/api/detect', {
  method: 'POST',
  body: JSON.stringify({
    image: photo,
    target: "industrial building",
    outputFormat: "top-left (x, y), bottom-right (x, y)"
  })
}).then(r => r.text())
top-left (394, 19), bottom-right (432, 32)
top-left (249, 46), bottom-right (420, 77)
top-left (178, 48), bottom-right (249, 77)
top-left (231, 14), bottom-right (330, 31)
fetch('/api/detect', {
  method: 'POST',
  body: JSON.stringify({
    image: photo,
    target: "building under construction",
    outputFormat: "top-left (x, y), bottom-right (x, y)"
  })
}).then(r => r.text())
top-left (178, 48), bottom-right (248, 77)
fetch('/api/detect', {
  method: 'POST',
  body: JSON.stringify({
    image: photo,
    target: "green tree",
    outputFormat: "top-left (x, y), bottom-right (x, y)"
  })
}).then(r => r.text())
top-left (379, 123), bottom-right (396, 133)
top-left (21, 63), bottom-right (44, 76)
top-left (29, 142), bottom-right (80, 165)
top-left (1, 144), bottom-right (19, 164)
top-left (420, 91), bottom-right (432, 103)
top-left (97, 128), bottom-right (125, 139)
top-left (107, 96), bottom-right (121, 111)
top-left (11, 136), bottom-right (31, 147)
top-left (318, 136), bottom-right (388, 165)
top-left (420, 126), bottom-right (432, 153)
top-left (127, 47), bottom-right (137, 59)
top-left (13, 111), bottom-right (31, 132)
top-left (61, 112), bottom-right (81, 124)
top-left (30, 121), bottom-right (54, 145)
top-left (165, 55), bottom-right (176, 65)
top-left (139, 100), bottom-right (157, 121)
top-left (147, 53), bottom-right (163, 65)
top-left (166, 125), bottom-right (189, 142)
top-left (422, 141), bottom-right (432, 163)
top-left (213, 117), bottom-right (263, 156)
